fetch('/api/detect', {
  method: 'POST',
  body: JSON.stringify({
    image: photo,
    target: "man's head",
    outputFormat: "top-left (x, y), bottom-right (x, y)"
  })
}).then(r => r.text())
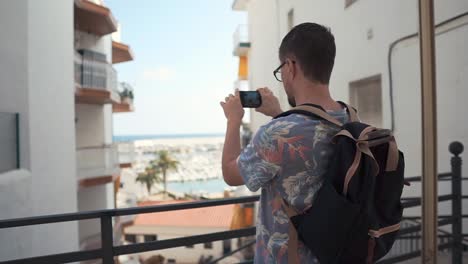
top-left (277, 23), bottom-right (336, 107)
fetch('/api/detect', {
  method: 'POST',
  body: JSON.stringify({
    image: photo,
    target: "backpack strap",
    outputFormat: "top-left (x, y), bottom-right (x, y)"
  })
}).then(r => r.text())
top-left (285, 105), bottom-right (344, 127)
top-left (275, 102), bottom-right (359, 126)
top-left (280, 198), bottom-right (300, 264)
top-left (337, 101), bottom-right (359, 123)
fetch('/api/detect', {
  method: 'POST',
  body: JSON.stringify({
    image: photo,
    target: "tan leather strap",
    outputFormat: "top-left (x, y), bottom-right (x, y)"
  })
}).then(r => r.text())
top-left (340, 102), bottom-right (360, 123)
top-left (335, 126), bottom-right (380, 195)
top-left (281, 199), bottom-right (300, 264)
top-left (292, 105), bottom-right (343, 127)
top-left (368, 223), bottom-right (401, 238)
top-left (385, 137), bottom-right (399, 172)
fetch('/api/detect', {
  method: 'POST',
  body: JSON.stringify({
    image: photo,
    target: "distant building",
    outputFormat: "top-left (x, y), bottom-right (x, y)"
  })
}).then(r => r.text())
top-left (123, 200), bottom-right (254, 264)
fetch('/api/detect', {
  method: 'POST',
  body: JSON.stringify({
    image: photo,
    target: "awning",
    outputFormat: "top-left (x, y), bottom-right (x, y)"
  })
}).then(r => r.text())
top-left (74, 0), bottom-right (118, 36)
top-left (112, 41), bottom-right (134, 64)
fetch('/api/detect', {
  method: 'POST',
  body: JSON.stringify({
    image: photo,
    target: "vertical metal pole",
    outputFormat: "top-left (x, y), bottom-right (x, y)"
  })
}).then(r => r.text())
top-left (419, 0), bottom-right (438, 263)
top-left (450, 142), bottom-right (464, 264)
top-left (15, 113), bottom-right (20, 169)
top-left (101, 216), bottom-right (115, 264)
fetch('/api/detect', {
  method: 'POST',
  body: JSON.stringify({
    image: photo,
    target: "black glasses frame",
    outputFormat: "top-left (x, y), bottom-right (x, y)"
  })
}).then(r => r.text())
top-left (273, 60), bottom-right (295, 82)
top-left (273, 61), bottom-right (286, 82)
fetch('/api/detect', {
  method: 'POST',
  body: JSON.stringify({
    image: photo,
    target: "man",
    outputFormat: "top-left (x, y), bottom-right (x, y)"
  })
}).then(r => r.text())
top-left (220, 23), bottom-right (350, 263)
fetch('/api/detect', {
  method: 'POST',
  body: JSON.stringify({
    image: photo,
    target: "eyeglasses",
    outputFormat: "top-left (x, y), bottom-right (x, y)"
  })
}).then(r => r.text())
top-left (273, 62), bottom-right (286, 82)
top-left (273, 60), bottom-right (295, 82)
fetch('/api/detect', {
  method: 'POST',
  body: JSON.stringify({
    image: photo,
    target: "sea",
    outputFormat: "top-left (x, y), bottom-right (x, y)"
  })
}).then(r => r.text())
top-left (115, 133), bottom-right (229, 196)
top-left (113, 133), bottom-right (225, 142)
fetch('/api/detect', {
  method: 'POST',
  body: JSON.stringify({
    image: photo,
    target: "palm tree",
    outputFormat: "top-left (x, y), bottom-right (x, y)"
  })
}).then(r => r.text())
top-left (154, 150), bottom-right (179, 197)
top-left (135, 161), bottom-right (162, 195)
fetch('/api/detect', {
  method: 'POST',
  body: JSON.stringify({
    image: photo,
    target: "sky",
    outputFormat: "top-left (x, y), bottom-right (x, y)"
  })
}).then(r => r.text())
top-left (106, 0), bottom-right (246, 135)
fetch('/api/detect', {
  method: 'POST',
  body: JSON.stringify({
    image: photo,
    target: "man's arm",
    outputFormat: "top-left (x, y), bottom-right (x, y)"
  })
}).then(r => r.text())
top-left (221, 120), bottom-right (244, 186)
top-left (220, 90), bottom-right (245, 186)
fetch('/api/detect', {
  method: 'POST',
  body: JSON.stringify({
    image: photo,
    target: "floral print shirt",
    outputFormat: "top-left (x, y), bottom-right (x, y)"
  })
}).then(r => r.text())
top-left (237, 110), bottom-right (349, 263)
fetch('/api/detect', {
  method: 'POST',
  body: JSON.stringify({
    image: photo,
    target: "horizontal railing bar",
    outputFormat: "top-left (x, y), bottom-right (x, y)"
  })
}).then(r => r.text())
top-left (0, 196), bottom-right (260, 229)
top-left (0, 249), bottom-right (102, 264)
top-left (113, 195), bottom-right (260, 217)
top-left (398, 234), bottom-right (468, 239)
top-left (398, 218), bottom-right (453, 236)
top-left (403, 214), bottom-right (468, 220)
top-left (402, 194), bottom-right (453, 208)
top-left (208, 240), bottom-right (256, 264)
top-left (114, 227), bottom-right (256, 256)
top-left (376, 242), bottom-right (452, 264)
top-left (404, 173), bottom-right (451, 182)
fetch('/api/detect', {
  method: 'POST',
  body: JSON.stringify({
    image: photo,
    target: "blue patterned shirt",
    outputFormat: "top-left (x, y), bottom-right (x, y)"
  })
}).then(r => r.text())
top-left (237, 110), bottom-right (349, 263)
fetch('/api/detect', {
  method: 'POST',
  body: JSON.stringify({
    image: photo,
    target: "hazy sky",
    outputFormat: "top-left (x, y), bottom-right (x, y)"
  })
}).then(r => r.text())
top-left (107, 0), bottom-right (246, 135)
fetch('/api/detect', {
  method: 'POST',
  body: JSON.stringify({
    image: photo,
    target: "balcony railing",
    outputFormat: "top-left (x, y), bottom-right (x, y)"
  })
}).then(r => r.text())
top-left (0, 142), bottom-right (466, 264)
top-left (115, 142), bottom-right (135, 167)
top-left (75, 50), bottom-right (116, 91)
top-left (233, 24), bottom-right (250, 56)
top-left (76, 145), bottom-right (120, 185)
top-left (0, 112), bottom-right (19, 173)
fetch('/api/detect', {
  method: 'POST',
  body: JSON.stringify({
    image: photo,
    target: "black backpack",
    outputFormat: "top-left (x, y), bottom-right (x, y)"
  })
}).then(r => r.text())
top-left (274, 103), bottom-right (405, 264)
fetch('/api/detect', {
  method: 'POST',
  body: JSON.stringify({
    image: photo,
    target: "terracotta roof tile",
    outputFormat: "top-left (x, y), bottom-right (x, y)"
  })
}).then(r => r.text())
top-left (133, 200), bottom-right (235, 228)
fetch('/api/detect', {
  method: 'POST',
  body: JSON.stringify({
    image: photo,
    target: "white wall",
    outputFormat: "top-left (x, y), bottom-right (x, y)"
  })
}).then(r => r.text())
top-left (246, 0), bottom-right (286, 133)
top-left (0, 0), bottom-right (30, 169)
top-left (0, 170), bottom-right (32, 261)
top-left (78, 184), bottom-right (115, 243)
top-left (0, 0), bottom-right (79, 260)
top-left (76, 104), bottom-right (106, 148)
top-left (27, 0), bottom-right (79, 257)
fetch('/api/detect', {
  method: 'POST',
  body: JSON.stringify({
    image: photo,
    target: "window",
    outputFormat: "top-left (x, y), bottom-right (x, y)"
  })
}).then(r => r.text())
top-left (204, 242), bottom-right (213, 249)
top-left (144, 234), bottom-right (158, 242)
top-left (349, 75), bottom-right (383, 128)
top-left (345, 0), bottom-right (358, 8)
top-left (167, 259), bottom-right (176, 263)
top-left (124, 234), bottom-right (136, 243)
top-left (287, 9), bottom-right (294, 30)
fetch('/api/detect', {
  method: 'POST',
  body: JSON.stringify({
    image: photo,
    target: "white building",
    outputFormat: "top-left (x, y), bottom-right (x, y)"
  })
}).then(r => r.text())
top-left (123, 200), bottom-right (244, 264)
top-left (232, 0), bottom-right (468, 232)
top-left (0, 0), bottom-right (134, 261)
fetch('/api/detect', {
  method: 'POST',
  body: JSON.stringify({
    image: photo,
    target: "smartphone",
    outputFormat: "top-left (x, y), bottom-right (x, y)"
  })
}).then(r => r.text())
top-left (239, 91), bottom-right (262, 108)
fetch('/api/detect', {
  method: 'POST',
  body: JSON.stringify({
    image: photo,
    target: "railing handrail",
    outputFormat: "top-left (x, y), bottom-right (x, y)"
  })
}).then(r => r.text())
top-left (0, 195), bottom-right (260, 229)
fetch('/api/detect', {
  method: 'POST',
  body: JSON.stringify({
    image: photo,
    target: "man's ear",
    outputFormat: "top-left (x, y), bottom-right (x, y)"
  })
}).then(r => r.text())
top-left (289, 59), bottom-right (297, 80)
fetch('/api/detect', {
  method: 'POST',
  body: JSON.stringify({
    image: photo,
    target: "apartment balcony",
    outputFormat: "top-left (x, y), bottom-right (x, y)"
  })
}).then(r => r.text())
top-left (75, 50), bottom-right (120, 105)
top-left (112, 41), bottom-right (134, 64)
top-left (76, 145), bottom-right (120, 188)
top-left (233, 24), bottom-right (250, 56)
top-left (0, 112), bottom-right (19, 174)
top-left (74, 0), bottom-right (118, 36)
top-left (115, 141), bottom-right (136, 169)
top-left (113, 83), bottom-right (135, 113)
top-left (232, 0), bottom-right (249, 11)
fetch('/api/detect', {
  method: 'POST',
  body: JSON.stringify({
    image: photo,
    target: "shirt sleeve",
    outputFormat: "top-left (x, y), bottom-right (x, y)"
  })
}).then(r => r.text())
top-left (236, 122), bottom-right (284, 192)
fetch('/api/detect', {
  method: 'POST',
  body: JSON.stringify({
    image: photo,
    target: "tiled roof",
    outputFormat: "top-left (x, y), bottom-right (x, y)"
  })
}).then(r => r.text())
top-left (133, 200), bottom-right (235, 228)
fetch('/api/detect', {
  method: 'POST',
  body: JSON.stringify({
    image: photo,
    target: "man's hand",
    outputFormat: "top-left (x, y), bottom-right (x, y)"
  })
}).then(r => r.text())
top-left (220, 89), bottom-right (244, 125)
top-left (255, 87), bottom-right (283, 117)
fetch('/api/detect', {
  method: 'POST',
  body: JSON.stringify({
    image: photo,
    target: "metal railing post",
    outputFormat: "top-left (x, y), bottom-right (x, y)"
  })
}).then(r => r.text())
top-left (450, 142), bottom-right (464, 264)
top-left (101, 215), bottom-right (115, 264)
